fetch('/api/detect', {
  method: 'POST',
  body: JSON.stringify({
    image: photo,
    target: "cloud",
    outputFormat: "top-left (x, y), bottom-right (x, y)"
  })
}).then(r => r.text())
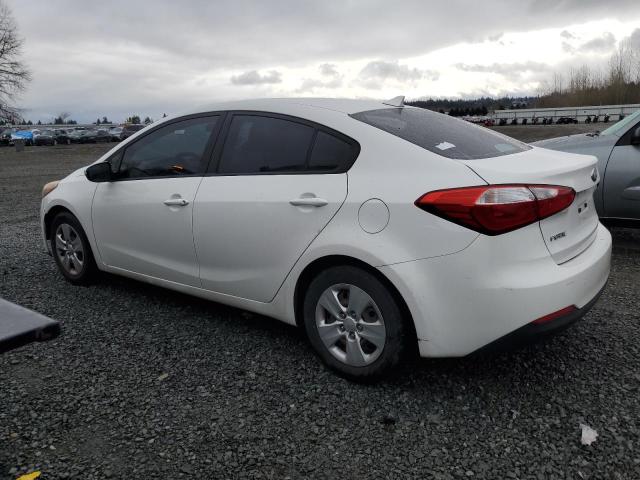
top-left (230, 70), bottom-right (282, 85)
top-left (562, 32), bottom-right (616, 53)
top-left (625, 28), bottom-right (640, 49)
top-left (560, 30), bottom-right (575, 39)
top-left (296, 63), bottom-right (343, 93)
top-left (455, 61), bottom-right (550, 79)
top-left (580, 32), bottom-right (616, 52)
top-left (319, 63), bottom-right (340, 77)
top-left (4, 0), bottom-right (640, 121)
top-left (487, 32), bottom-right (504, 42)
top-left (359, 60), bottom-right (439, 82)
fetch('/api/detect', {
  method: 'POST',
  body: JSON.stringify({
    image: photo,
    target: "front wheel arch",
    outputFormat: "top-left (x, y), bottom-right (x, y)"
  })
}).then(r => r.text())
top-left (44, 205), bottom-right (74, 243)
top-left (293, 255), bottom-right (417, 352)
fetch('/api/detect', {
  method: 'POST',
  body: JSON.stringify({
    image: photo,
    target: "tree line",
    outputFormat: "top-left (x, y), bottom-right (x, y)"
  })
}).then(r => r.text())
top-left (536, 42), bottom-right (640, 108)
top-left (409, 40), bottom-right (640, 113)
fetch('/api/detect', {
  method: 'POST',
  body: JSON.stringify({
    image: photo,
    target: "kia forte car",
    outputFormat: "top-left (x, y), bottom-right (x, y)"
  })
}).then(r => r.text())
top-left (533, 109), bottom-right (640, 226)
top-left (40, 98), bottom-right (611, 380)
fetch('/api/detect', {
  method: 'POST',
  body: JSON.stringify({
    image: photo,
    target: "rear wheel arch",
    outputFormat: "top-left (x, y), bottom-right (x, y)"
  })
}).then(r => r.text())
top-left (293, 255), bottom-right (417, 349)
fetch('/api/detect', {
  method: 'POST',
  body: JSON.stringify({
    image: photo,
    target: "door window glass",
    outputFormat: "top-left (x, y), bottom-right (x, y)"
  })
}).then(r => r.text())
top-left (118, 116), bottom-right (219, 179)
top-left (218, 115), bottom-right (314, 174)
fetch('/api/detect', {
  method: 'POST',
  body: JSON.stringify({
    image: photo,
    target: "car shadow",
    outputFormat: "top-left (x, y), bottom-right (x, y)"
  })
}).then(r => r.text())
top-left (89, 270), bottom-right (598, 394)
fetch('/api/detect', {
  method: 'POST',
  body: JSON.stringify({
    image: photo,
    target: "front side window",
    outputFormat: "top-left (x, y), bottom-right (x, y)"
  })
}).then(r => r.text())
top-left (351, 107), bottom-right (530, 160)
top-left (217, 115), bottom-right (315, 174)
top-left (118, 116), bottom-right (219, 179)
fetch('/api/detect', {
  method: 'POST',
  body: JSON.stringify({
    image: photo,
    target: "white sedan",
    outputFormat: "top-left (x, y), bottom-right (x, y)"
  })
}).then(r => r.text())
top-left (40, 97), bottom-right (611, 381)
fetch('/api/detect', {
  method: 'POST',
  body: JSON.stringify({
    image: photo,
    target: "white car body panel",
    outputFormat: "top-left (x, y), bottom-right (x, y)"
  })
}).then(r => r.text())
top-left (380, 222), bottom-right (611, 356)
top-left (40, 98), bottom-right (612, 358)
top-left (92, 177), bottom-right (203, 287)
top-left (194, 174), bottom-right (348, 302)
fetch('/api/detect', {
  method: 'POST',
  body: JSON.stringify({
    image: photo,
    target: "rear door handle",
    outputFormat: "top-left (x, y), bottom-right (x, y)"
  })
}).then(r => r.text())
top-left (163, 198), bottom-right (189, 207)
top-left (289, 197), bottom-right (329, 207)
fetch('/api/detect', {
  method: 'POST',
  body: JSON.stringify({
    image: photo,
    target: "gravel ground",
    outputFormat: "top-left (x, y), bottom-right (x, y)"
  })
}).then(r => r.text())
top-left (1, 135), bottom-right (640, 480)
top-left (491, 123), bottom-right (604, 143)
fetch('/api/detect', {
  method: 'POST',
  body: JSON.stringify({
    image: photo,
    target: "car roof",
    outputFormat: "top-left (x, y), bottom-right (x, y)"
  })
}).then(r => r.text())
top-left (191, 98), bottom-right (391, 116)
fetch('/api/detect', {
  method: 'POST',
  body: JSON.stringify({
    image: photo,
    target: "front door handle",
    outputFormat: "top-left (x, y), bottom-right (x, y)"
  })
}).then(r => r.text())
top-left (163, 198), bottom-right (189, 207)
top-left (289, 197), bottom-right (329, 207)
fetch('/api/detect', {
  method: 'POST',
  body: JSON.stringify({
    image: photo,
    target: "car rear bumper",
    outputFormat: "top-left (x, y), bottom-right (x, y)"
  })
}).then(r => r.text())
top-left (378, 222), bottom-right (612, 357)
top-left (472, 281), bottom-right (606, 354)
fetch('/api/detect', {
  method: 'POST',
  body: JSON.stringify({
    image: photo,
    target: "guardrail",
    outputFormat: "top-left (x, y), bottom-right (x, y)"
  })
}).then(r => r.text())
top-left (494, 103), bottom-right (640, 123)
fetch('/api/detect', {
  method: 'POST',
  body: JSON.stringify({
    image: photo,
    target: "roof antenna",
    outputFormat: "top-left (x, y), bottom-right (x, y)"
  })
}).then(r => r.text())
top-left (382, 95), bottom-right (405, 107)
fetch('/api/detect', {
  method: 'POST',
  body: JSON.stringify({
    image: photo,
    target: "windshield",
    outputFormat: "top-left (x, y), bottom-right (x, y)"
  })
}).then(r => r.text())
top-left (351, 107), bottom-right (530, 160)
top-left (41, 130), bottom-right (53, 135)
top-left (601, 109), bottom-right (640, 136)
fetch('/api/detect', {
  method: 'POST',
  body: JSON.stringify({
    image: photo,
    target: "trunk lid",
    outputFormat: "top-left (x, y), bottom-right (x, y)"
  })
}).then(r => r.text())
top-left (460, 147), bottom-right (599, 264)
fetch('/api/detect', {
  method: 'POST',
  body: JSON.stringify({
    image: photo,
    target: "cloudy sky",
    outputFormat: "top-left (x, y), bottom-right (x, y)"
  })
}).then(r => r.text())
top-left (6, 0), bottom-right (640, 123)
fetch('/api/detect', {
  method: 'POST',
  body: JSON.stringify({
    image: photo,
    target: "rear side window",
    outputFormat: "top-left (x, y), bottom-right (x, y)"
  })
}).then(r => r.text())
top-left (218, 115), bottom-right (314, 174)
top-left (118, 116), bottom-right (219, 179)
top-left (308, 131), bottom-right (358, 172)
top-left (351, 107), bottom-right (530, 160)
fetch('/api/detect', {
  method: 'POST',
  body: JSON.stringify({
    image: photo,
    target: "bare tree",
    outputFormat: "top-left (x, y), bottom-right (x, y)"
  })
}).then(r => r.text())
top-left (0, 1), bottom-right (30, 123)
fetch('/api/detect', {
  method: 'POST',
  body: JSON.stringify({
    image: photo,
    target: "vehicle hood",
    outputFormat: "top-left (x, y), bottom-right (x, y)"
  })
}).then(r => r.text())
top-left (532, 132), bottom-right (617, 151)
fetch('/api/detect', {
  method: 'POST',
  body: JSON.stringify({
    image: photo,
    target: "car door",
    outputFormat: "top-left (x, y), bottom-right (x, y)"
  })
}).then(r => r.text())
top-left (193, 113), bottom-right (358, 302)
top-left (603, 121), bottom-right (640, 220)
top-left (92, 115), bottom-right (221, 287)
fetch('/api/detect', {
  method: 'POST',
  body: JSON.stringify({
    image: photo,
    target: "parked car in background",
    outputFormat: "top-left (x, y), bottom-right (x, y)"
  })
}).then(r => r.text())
top-left (68, 130), bottom-right (85, 143)
top-left (0, 128), bottom-right (16, 146)
top-left (533, 109), bottom-right (640, 225)
top-left (40, 98), bottom-right (611, 380)
top-left (74, 129), bottom-right (112, 144)
top-left (108, 126), bottom-right (123, 141)
top-left (94, 129), bottom-right (112, 143)
top-left (77, 130), bottom-right (96, 144)
top-left (11, 129), bottom-right (35, 146)
top-left (556, 117), bottom-right (578, 125)
top-left (34, 129), bottom-right (56, 146)
top-left (54, 129), bottom-right (72, 145)
top-left (120, 124), bottom-right (145, 140)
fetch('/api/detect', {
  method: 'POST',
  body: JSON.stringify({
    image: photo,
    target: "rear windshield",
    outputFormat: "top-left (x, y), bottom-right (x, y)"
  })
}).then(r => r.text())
top-left (350, 107), bottom-right (530, 160)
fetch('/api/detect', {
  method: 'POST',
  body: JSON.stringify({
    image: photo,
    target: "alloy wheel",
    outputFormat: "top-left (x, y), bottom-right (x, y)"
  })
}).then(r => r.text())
top-left (54, 223), bottom-right (85, 276)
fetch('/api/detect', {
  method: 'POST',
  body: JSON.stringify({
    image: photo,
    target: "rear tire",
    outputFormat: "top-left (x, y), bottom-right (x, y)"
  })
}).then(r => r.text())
top-left (303, 265), bottom-right (410, 382)
top-left (50, 212), bottom-right (98, 285)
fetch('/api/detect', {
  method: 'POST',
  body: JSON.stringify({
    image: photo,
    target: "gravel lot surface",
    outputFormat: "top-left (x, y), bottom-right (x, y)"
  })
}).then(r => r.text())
top-left (491, 123), bottom-right (604, 143)
top-left (1, 130), bottom-right (640, 479)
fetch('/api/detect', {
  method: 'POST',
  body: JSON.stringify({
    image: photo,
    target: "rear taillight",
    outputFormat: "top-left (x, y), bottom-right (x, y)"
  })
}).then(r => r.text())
top-left (415, 184), bottom-right (575, 235)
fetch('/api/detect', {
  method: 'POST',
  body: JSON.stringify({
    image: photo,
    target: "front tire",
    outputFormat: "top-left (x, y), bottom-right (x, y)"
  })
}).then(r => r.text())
top-left (303, 265), bottom-right (410, 382)
top-left (50, 212), bottom-right (97, 285)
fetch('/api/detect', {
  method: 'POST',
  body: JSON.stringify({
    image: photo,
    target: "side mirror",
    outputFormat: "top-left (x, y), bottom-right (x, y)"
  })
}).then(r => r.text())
top-left (85, 162), bottom-right (112, 182)
top-left (631, 126), bottom-right (640, 146)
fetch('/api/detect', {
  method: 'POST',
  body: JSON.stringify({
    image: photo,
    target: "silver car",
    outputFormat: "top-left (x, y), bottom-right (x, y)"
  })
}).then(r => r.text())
top-left (534, 110), bottom-right (640, 226)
